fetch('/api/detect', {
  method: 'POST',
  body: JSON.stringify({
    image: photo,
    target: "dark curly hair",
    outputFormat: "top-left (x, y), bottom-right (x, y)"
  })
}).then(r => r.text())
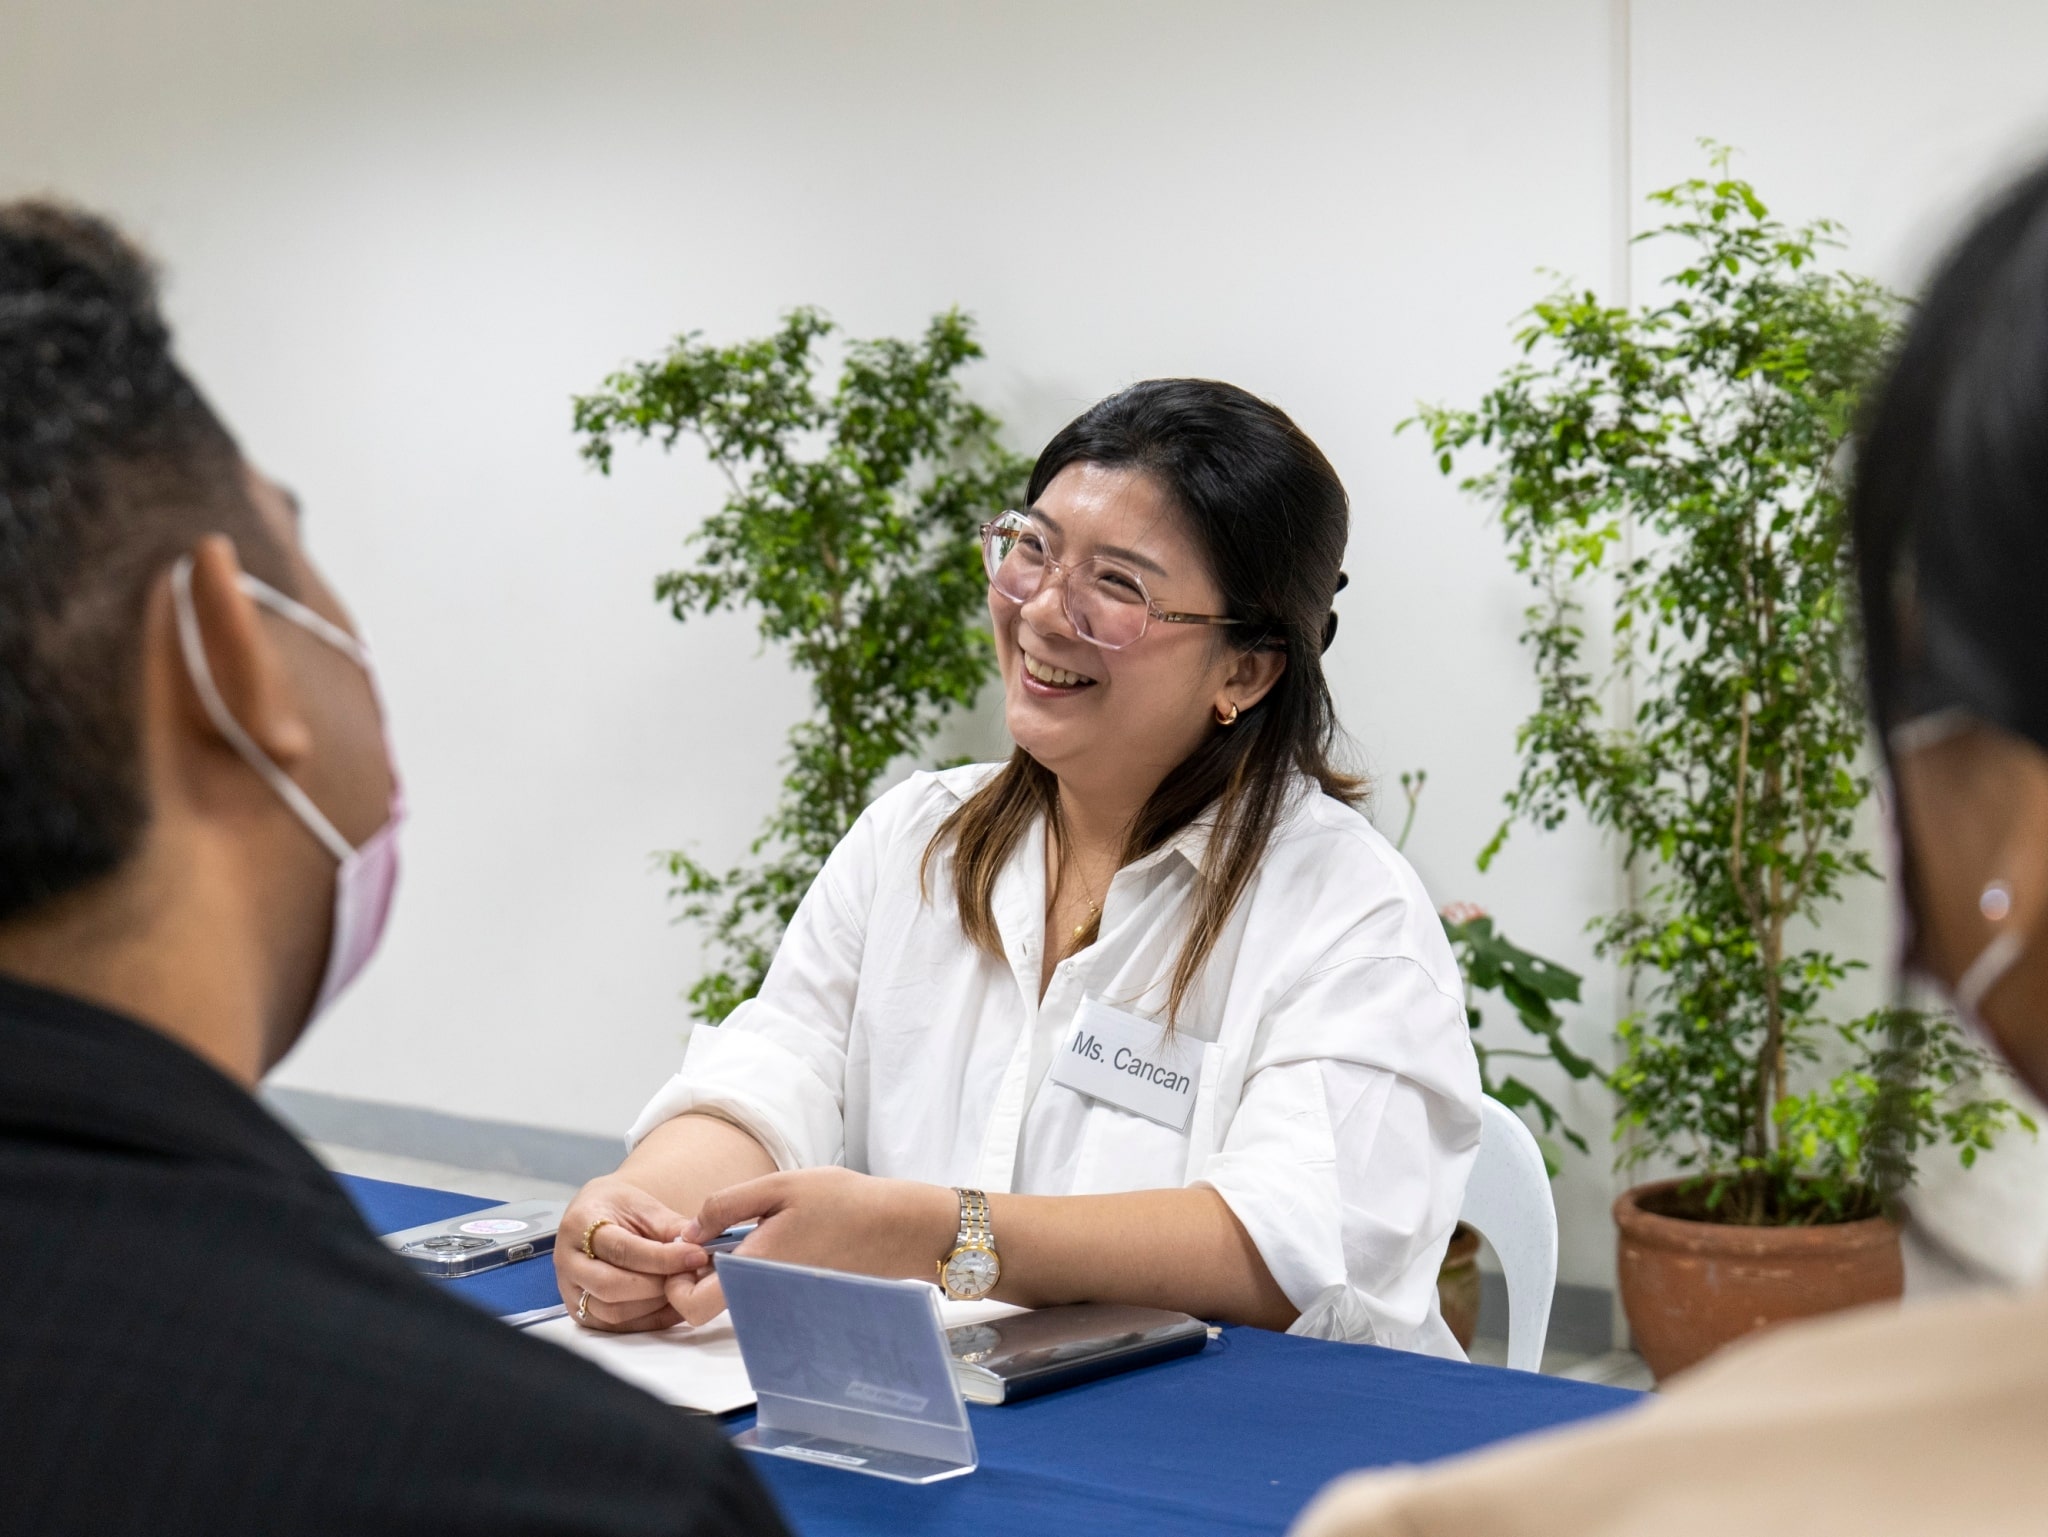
top-left (0, 200), bottom-right (282, 923)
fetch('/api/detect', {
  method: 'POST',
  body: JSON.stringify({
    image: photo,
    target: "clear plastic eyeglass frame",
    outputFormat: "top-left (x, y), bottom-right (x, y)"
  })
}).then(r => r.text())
top-left (979, 511), bottom-right (1244, 651)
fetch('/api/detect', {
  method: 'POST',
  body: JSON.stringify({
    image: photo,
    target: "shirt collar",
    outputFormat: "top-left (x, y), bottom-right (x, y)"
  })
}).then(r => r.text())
top-left (1126, 813), bottom-right (1215, 878)
top-left (1144, 772), bottom-right (1320, 875)
top-left (932, 763), bottom-right (1329, 880)
top-left (933, 764), bottom-right (1217, 875)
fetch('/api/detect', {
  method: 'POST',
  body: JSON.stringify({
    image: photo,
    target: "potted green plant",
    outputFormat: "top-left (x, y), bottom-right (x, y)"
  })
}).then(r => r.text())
top-left (574, 307), bottom-right (1030, 1020)
top-left (1410, 154), bottom-right (2031, 1379)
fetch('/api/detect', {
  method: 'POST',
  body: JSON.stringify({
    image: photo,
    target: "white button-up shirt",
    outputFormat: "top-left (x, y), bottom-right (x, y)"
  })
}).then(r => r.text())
top-left (627, 765), bottom-right (1483, 1355)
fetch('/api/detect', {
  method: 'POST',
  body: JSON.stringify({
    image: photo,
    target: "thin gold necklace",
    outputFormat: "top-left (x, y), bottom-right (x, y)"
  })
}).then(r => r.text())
top-left (1051, 803), bottom-right (1106, 950)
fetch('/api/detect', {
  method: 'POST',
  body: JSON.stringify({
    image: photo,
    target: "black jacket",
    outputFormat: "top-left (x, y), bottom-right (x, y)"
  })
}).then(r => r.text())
top-left (0, 974), bottom-right (789, 1536)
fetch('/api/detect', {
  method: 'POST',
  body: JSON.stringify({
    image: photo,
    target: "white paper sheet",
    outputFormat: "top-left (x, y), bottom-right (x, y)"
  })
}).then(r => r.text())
top-left (527, 1294), bottom-right (1023, 1414)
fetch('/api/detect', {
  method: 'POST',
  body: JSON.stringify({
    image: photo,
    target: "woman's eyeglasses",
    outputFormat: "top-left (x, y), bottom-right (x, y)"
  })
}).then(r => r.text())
top-left (979, 511), bottom-right (1248, 652)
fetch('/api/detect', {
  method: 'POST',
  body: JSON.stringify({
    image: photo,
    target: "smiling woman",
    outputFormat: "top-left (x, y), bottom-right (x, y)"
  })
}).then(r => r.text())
top-left (940, 383), bottom-right (1364, 1019)
top-left (556, 379), bottom-right (1484, 1356)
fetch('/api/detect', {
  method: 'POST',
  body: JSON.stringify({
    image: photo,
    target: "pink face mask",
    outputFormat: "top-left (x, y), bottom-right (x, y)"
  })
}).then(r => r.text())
top-left (171, 555), bottom-right (405, 1019)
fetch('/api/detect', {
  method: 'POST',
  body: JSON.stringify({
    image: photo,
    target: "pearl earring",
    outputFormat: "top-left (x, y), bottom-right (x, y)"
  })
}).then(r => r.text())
top-left (1981, 881), bottom-right (2014, 922)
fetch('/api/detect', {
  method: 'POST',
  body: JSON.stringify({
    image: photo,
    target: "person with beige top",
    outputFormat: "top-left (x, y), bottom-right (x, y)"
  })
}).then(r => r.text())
top-left (1294, 156), bottom-right (2048, 1535)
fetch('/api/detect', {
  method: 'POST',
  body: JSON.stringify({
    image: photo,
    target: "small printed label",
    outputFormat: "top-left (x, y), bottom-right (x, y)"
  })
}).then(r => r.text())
top-left (1048, 997), bottom-right (1202, 1131)
top-left (776, 1445), bottom-right (869, 1467)
top-left (844, 1381), bottom-right (930, 1413)
top-left (457, 1219), bottom-right (530, 1235)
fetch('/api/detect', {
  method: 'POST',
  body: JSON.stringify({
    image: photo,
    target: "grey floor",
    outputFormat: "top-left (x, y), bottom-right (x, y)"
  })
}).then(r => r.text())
top-left (316, 1141), bottom-right (1657, 1389)
top-left (313, 1141), bottom-right (579, 1204)
top-left (1466, 1334), bottom-right (1654, 1388)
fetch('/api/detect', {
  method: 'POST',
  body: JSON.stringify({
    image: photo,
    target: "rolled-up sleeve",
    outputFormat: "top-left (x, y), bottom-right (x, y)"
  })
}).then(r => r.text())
top-left (1197, 954), bottom-right (1482, 1353)
top-left (623, 806), bottom-right (881, 1170)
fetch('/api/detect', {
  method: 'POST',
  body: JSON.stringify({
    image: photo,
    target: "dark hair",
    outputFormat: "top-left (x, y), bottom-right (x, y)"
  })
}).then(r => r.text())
top-left (924, 378), bottom-right (1362, 1022)
top-left (1852, 160), bottom-right (2048, 757)
top-left (0, 200), bottom-right (281, 924)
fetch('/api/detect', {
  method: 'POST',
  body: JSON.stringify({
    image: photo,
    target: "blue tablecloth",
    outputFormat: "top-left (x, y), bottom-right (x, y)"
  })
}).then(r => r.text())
top-left (342, 1174), bottom-right (1641, 1536)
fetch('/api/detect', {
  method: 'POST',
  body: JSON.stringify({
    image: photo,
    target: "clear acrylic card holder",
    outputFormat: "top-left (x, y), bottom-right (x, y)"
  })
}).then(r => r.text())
top-left (717, 1253), bottom-right (978, 1485)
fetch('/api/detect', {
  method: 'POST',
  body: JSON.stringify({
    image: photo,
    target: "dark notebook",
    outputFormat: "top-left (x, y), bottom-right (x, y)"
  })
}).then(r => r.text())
top-left (944, 1303), bottom-right (1210, 1405)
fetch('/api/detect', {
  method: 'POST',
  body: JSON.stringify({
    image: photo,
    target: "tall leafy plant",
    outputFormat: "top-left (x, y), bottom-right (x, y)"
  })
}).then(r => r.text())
top-left (575, 308), bottom-right (1031, 1022)
top-left (1410, 155), bottom-right (2026, 1223)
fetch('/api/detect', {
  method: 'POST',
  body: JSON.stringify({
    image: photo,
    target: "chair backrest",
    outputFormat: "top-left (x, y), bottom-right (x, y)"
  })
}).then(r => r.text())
top-left (1458, 1096), bottom-right (1559, 1371)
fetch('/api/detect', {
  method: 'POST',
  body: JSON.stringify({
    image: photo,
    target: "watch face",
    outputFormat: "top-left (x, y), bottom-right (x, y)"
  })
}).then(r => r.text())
top-left (942, 1245), bottom-right (1000, 1298)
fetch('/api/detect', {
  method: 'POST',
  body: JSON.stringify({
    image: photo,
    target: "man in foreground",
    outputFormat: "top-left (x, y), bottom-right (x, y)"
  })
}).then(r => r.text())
top-left (0, 200), bottom-right (785, 1535)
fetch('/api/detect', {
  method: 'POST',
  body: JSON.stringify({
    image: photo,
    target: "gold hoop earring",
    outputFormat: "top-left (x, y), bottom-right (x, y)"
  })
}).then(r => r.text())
top-left (1216, 701), bottom-right (1240, 727)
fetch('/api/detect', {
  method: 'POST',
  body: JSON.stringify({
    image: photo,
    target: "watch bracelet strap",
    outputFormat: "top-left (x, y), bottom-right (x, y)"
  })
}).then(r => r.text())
top-left (954, 1186), bottom-right (993, 1248)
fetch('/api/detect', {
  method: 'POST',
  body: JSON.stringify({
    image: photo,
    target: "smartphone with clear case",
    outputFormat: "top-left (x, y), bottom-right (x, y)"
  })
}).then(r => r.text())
top-left (382, 1200), bottom-right (565, 1278)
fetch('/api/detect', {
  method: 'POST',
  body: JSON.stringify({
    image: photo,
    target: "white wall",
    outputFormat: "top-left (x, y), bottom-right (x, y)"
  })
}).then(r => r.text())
top-left (7, 0), bottom-right (2048, 1291)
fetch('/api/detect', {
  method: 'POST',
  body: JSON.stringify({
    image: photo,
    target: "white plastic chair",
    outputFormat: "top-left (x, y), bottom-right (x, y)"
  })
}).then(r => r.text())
top-left (1458, 1096), bottom-right (1559, 1372)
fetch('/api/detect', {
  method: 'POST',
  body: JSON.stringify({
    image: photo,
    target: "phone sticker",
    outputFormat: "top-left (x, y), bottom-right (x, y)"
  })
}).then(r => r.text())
top-left (458, 1218), bottom-right (530, 1235)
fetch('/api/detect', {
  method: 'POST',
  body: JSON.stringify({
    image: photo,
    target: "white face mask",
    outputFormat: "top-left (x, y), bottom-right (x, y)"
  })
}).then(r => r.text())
top-left (170, 555), bottom-right (405, 1018)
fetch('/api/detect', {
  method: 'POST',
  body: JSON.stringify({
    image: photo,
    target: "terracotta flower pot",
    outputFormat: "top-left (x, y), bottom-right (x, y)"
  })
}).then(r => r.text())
top-left (1437, 1221), bottom-right (1482, 1352)
top-left (1615, 1178), bottom-right (1903, 1382)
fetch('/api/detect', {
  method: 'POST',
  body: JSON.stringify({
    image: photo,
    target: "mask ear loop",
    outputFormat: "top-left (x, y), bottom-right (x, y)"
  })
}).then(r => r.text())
top-left (170, 555), bottom-right (355, 865)
top-left (1888, 707), bottom-right (1973, 755)
top-left (239, 573), bottom-right (373, 667)
top-left (1956, 928), bottom-right (2025, 1018)
top-left (1884, 710), bottom-right (2030, 1018)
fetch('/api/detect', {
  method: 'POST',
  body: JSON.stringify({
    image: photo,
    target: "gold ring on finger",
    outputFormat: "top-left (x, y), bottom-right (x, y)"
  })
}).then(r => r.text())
top-left (581, 1217), bottom-right (614, 1260)
top-left (576, 1288), bottom-right (591, 1323)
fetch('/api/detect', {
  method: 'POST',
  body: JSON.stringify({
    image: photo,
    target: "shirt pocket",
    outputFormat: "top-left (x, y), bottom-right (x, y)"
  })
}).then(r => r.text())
top-left (1067, 1039), bottom-right (1224, 1193)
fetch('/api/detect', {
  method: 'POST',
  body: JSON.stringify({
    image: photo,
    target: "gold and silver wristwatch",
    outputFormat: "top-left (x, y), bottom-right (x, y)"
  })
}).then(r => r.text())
top-left (938, 1187), bottom-right (1001, 1301)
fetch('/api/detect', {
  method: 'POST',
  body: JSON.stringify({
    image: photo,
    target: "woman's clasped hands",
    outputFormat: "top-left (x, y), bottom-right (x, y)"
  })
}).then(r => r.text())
top-left (558, 1168), bottom-right (960, 1331)
top-left (553, 1175), bottom-right (707, 1333)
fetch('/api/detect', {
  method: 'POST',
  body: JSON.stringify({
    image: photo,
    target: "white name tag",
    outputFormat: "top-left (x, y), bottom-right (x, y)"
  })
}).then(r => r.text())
top-left (1048, 997), bottom-right (1202, 1132)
